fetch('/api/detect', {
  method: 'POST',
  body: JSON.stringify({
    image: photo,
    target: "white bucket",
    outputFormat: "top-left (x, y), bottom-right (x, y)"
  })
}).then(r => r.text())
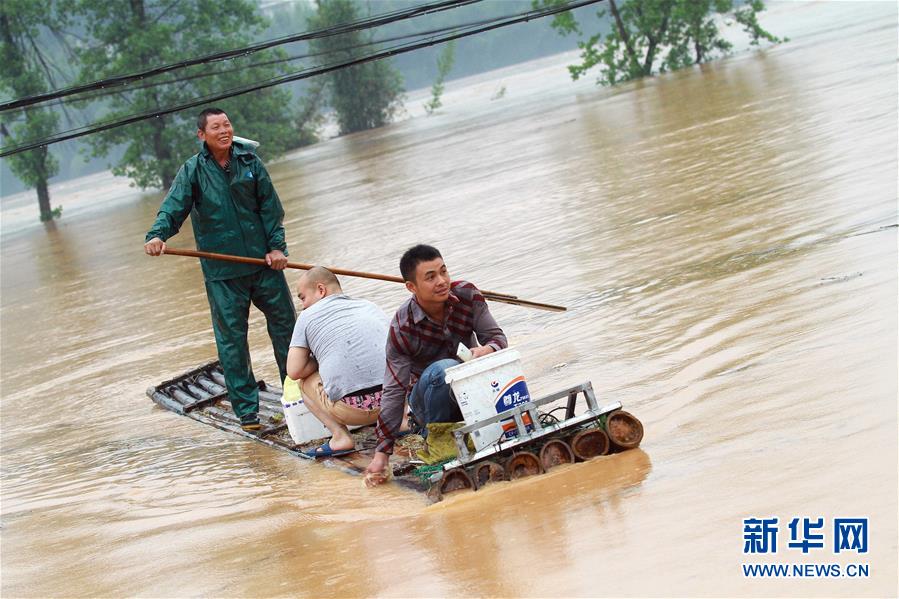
top-left (280, 377), bottom-right (331, 445)
top-left (444, 348), bottom-right (533, 451)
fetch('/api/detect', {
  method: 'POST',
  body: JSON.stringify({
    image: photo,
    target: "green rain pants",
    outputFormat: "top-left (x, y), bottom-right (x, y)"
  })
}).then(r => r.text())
top-left (204, 268), bottom-right (296, 423)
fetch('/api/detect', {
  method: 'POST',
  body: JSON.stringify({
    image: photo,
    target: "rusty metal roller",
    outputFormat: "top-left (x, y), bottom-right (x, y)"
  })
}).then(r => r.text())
top-left (605, 410), bottom-right (644, 450)
top-left (505, 451), bottom-right (544, 480)
top-left (471, 460), bottom-right (506, 489)
top-left (568, 427), bottom-right (610, 461)
top-left (539, 439), bottom-right (575, 470)
top-left (438, 467), bottom-right (475, 498)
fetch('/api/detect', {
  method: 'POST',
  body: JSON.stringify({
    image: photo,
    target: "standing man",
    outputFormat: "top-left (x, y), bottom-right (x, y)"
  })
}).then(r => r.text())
top-left (144, 107), bottom-right (296, 431)
top-left (364, 244), bottom-right (508, 485)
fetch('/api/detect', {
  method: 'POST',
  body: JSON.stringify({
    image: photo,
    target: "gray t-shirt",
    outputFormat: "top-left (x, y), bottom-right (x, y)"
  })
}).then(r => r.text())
top-left (289, 294), bottom-right (389, 401)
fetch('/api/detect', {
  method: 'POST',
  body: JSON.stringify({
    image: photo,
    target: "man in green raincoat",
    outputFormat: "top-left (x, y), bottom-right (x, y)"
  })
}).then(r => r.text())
top-left (144, 107), bottom-right (296, 431)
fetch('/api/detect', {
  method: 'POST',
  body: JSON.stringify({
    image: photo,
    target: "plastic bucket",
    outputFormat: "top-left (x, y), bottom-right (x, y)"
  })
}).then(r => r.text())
top-left (444, 348), bottom-right (533, 451)
top-left (281, 377), bottom-right (331, 445)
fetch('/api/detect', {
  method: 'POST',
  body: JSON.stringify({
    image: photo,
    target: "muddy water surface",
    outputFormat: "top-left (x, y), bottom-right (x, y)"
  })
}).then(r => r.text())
top-left (1, 2), bottom-right (896, 596)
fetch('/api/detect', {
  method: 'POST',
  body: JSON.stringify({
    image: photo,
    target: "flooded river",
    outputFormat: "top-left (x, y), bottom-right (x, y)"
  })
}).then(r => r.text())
top-left (1, 2), bottom-right (896, 596)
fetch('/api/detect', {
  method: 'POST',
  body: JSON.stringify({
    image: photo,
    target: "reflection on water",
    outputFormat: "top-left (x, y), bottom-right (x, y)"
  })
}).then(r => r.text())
top-left (1, 2), bottom-right (896, 596)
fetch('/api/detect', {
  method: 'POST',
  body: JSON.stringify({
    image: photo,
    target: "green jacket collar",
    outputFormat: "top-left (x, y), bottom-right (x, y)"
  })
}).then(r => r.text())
top-left (199, 139), bottom-right (255, 160)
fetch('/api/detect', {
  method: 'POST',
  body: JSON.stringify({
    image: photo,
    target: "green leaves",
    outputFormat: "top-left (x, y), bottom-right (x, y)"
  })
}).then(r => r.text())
top-left (424, 40), bottom-right (456, 115)
top-left (569, 34), bottom-right (602, 82)
top-left (0, 0), bottom-right (63, 220)
top-left (69, 0), bottom-right (301, 190)
top-left (548, 0), bottom-right (783, 86)
top-left (308, 0), bottom-right (404, 135)
top-left (735, 0), bottom-right (785, 46)
top-left (533, 0), bottom-right (582, 36)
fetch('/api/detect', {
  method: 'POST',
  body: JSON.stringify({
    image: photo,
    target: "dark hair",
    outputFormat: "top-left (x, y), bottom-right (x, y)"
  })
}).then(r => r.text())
top-left (197, 107), bottom-right (227, 131)
top-left (400, 244), bottom-right (442, 282)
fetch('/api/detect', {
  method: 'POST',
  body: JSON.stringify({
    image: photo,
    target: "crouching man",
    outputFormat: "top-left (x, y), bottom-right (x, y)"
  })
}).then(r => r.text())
top-left (364, 244), bottom-right (508, 486)
top-left (287, 267), bottom-right (389, 458)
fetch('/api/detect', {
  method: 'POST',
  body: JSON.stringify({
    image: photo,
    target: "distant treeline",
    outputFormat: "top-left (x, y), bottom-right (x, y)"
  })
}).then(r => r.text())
top-left (262, 0), bottom-right (604, 91)
top-left (2, 0), bottom-right (781, 222)
top-left (1, 0), bottom-right (603, 199)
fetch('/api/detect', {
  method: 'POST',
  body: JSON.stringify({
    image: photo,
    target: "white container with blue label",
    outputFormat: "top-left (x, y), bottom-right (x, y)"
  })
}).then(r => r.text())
top-left (444, 348), bottom-right (533, 452)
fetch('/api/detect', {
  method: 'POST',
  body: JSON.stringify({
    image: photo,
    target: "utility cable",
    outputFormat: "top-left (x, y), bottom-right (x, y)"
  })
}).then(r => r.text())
top-left (0, 0), bottom-right (604, 158)
top-left (0, 0), bottom-right (481, 112)
top-left (25, 13), bottom-right (515, 111)
top-left (5, 29), bottom-right (462, 150)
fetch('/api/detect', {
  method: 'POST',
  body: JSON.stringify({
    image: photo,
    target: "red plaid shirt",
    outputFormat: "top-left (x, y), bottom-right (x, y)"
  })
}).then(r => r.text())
top-left (375, 281), bottom-right (507, 454)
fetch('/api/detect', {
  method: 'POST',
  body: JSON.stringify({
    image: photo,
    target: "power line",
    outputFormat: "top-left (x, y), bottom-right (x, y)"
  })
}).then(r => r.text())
top-left (23, 14), bottom-right (513, 111)
top-left (0, 0), bottom-right (481, 112)
top-left (0, 0), bottom-right (603, 158)
top-left (2, 0), bottom-right (599, 155)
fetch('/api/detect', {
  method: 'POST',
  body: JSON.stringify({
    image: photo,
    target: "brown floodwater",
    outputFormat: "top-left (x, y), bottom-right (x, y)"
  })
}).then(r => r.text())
top-left (1, 2), bottom-right (896, 596)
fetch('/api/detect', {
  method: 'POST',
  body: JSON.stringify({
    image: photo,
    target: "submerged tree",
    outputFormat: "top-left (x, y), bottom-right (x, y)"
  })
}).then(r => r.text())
top-left (424, 40), bottom-right (456, 115)
top-left (70, 0), bottom-right (301, 191)
top-left (0, 1), bottom-right (64, 222)
top-left (537, 0), bottom-right (783, 86)
top-left (308, 0), bottom-right (404, 135)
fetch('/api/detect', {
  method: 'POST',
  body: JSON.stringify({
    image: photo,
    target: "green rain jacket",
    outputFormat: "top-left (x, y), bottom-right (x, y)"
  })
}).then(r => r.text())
top-left (145, 139), bottom-right (288, 282)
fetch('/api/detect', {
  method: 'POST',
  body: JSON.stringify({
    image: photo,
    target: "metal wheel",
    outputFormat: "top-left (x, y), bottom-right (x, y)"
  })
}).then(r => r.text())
top-left (539, 439), bottom-right (575, 470)
top-left (605, 410), bottom-right (644, 450)
top-left (471, 460), bottom-right (506, 488)
top-left (568, 427), bottom-right (610, 461)
top-left (438, 467), bottom-right (475, 499)
top-left (505, 451), bottom-right (543, 480)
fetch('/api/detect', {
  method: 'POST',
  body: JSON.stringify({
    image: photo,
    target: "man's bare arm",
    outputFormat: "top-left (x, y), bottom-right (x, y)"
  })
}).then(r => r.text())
top-left (286, 347), bottom-right (318, 380)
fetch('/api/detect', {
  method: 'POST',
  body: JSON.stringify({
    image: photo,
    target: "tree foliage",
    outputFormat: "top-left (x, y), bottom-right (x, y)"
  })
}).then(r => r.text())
top-left (0, 0), bottom-right (63, 221)
top-left (424, 40), bottom-right (457, 115)
top-left (308, 0), bottom-right (404, 135)
top-left (538, 0), bottom-right (783, 86)
top-left (69, 0), bottom-right (307, 190)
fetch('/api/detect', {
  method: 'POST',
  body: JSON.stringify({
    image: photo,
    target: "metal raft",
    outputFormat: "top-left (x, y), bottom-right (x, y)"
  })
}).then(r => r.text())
top-left (148, 362), bottom-right (645, 502)
top-left (146, 361), bottom-right (429, 491)
top-left (146, 361), bottom-right (299, 451)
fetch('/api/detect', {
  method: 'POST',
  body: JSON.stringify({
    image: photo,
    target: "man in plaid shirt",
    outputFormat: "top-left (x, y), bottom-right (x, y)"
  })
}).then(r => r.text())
top-left (364, 244), bottom-right (507, 486)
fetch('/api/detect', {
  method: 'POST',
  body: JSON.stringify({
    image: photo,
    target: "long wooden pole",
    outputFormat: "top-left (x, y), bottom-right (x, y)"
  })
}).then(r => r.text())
top-left (162, 247), bottom-right (567, 312)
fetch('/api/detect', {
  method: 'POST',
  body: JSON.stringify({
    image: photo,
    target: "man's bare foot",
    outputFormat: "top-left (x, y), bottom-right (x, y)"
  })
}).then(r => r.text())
top-left (326, 431), bottom-right (356, 452)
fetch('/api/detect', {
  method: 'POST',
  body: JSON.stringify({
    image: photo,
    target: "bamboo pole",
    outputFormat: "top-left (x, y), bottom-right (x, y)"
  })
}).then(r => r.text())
top-left (162, 247), bottom-right (566, 312)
